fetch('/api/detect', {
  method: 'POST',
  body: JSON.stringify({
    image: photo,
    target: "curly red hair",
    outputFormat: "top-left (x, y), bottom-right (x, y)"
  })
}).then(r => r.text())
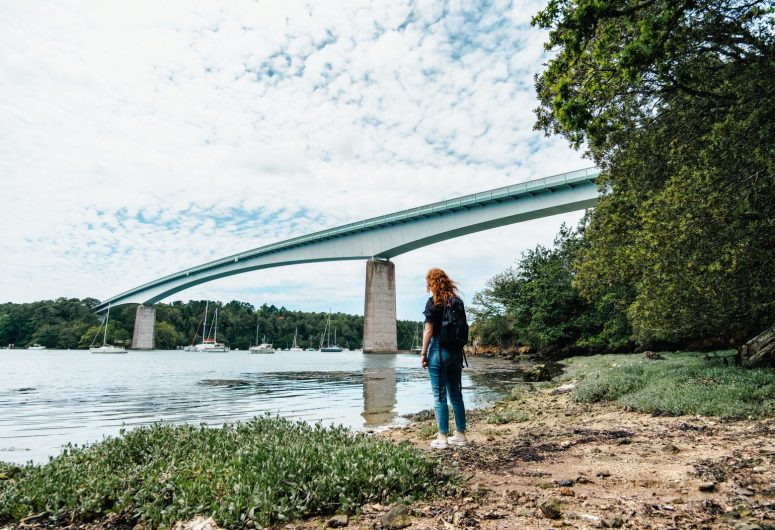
top-left (426, 268), bottom-right (458, 305)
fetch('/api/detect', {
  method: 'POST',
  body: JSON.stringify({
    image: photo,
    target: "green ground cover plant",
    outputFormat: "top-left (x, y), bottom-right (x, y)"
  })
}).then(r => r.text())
top-left (562, 352), bottom-right (775, 418)
top-left (0, 417), bottom-right (456, 529)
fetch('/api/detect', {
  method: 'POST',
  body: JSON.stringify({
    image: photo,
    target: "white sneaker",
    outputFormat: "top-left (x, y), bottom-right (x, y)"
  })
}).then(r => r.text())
top-left (430, 433), bottom-right (448, 449)
top-left (448, 432), bottom-right (467, 447)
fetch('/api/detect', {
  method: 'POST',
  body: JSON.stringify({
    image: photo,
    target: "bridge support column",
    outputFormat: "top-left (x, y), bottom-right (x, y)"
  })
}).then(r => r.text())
top-left (363, 259), bottom-right (397, 353)
top-left (132, 305), bottom-right (156, 350)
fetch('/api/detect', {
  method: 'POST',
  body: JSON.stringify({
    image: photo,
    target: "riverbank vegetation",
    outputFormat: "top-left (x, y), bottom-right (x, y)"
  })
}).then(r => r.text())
top-left (559, 352), bottom-right (775, 418)
top-left (0, 299), bottom-right (421, 351)
top-left (472, 0), bottom-right (774, 359)
top-left (0, 417), bottom-right (455, 528)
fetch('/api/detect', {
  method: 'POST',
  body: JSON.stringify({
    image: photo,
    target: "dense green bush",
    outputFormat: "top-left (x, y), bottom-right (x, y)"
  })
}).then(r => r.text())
top-left (0, 417), bottom-right (456, 528)
top-left (564, 352), bottom-right (775, 418)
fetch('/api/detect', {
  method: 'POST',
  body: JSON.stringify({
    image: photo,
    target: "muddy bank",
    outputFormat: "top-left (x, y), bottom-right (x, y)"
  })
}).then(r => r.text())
top-left (307, 386), bottom-right (775, 529)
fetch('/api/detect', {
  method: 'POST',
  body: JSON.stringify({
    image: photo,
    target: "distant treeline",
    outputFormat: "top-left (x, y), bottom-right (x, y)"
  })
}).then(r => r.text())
top-left (0, 298), bottom-right (423, 351)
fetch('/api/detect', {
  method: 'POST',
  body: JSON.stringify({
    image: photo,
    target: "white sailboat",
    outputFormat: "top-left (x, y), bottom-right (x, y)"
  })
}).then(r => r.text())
top-left (320, 310), bottom-right (343, 352)
top-left (249, 323), bottom-right (275, 354)
top-left (411, 322), bottom-right (422, 353)
top-left (289, 327), bottom-right (303, 351)
top-left (184, 302), bottom-right (229, 352)
top-left (90, 304), bottom-right (128, 354)
top-left (194, 307), bottom-right (229, 352)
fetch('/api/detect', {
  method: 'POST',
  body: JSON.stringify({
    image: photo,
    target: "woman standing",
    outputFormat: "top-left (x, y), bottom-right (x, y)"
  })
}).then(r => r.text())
top-left (420, 267), bottom-right (467, 449)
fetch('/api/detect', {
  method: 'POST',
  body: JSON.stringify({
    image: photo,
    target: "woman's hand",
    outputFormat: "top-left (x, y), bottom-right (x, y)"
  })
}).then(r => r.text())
top-left (420, 353), bottom-right (428, 369)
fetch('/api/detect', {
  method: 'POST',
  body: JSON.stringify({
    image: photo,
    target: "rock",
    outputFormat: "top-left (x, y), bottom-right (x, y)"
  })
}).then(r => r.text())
top-left (661, 443), bottom-right (680, 453)
top-left (559, 487), bottom-right (575, 497)
top-left (737, 324), bottom-right (775, 368)
top-left (523, 364), bottom-right (554, 382)
top-left (752, 466), bottom-right (766, 473)
top-left (733, 486), bottom-right (754, 496)
top-left (536, 497), bottom-right (562, 519)
top-left (602, 516), bottom-right (625, 528)
top-left (558, 479), bottom-right (574, 487)
top-left (327, 515), bottom-right (349, 528)
top-left (643, 350), bottom-right (664, 360)
top-left (699, 482), bottom-right (716, 492)
top-left (596, 470), bottom-right (611, 478)
top-left (734, 523), bottom-right (763, 530)
top-left (550, 384), bottom-right (575, 395)
top-left (379, 505), bottom-right (412, 530)
top-left (173, 517), bottom-right (222, 530)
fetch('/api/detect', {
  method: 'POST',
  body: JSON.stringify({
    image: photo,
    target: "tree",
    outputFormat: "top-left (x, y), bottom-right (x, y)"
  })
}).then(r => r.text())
top-left (470, 224), bottom-right (631, 356)
top-left (533, 0), bottom-right (775, 347)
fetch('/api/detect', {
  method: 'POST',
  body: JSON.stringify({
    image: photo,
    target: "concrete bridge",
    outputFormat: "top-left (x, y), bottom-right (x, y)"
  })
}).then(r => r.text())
top-left (101, 167), bottom-right (601, 352)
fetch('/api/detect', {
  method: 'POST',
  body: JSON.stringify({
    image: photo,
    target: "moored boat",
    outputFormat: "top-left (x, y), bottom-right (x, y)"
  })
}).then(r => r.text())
top-left (90, 304), bottom-right (128, 354)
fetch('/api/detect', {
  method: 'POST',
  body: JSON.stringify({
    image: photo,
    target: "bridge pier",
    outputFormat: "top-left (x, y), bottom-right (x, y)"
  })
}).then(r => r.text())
top-left (363, 259), bottom-right (397, 353)
top-left (132, 305), bottom-right (156, 350)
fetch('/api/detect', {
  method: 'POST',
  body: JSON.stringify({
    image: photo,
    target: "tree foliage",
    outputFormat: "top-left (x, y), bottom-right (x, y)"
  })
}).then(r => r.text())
top-left (0, 299), bottom-right (422, 351)
top-left (533, 0), bottom-right (775, 346)
top-left (470, 224), bottom-right (632, 356)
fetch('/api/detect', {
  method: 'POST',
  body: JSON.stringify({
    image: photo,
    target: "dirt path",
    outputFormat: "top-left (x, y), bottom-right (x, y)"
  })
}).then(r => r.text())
top-left (299, 386), bottom-right (775, 529)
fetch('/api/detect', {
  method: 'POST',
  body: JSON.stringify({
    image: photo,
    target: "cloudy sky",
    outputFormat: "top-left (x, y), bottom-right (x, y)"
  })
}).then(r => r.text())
top-left (0, 0), bottom-right (590, 321)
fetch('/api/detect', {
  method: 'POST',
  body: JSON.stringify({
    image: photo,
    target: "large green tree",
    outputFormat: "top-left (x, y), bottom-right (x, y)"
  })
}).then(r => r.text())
top-left (533, 0), bottom-right (775, 346)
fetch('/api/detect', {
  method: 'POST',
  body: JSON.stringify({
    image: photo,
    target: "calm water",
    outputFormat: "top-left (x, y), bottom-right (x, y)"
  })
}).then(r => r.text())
top-left (0, 349), bottom-right (521, 465)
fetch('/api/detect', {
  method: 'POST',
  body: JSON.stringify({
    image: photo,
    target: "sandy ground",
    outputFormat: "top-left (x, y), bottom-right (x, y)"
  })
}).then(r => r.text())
top-left (295, 385), bottom-right (775, 530)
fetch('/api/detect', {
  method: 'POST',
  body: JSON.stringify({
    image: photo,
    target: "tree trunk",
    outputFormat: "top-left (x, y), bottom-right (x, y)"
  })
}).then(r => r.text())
top-left (737, 325), bottom-right (775, 368)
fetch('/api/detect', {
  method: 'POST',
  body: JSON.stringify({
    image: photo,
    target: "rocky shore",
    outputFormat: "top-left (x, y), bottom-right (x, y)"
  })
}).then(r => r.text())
top-left (300, 384), bottom-right (775, 529)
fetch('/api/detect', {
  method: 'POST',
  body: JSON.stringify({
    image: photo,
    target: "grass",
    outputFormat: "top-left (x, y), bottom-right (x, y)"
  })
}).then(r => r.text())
top-left (0, 416), bottom-right (457, 529)
top-left (560, 351), bottom-right (775, 418)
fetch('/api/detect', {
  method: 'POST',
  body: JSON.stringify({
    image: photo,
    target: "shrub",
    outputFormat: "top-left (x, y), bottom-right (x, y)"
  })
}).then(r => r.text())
top-left (0, 417), bottom-right (456, 528)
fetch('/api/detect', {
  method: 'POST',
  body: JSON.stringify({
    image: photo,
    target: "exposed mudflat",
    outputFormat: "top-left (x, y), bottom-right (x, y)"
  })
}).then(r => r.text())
top-left (303, 386), bottom-right (775, 529)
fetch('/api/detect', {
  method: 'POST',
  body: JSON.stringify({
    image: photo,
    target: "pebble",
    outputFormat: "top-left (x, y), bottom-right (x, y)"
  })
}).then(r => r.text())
top-left (661, 443), bottom-right (680, 453)
top-left (752, 466), bottom-right (766, 473)
top-left (733, 486), bottom-right (755, 496)
top-left (537, 497), bottom-right (562, 519)
top-left (699, 482), bottom-right (716, 492)
top-left (602, 516), bottom-right (625, 528)
top-left (326, 515), bottom-right (348, 528)
top-left (734, 524), bottom-right (762, 530)
top-left (558, 479), bottom-right (574, 487)
top-left (596, 470), bottom-right (611, 478)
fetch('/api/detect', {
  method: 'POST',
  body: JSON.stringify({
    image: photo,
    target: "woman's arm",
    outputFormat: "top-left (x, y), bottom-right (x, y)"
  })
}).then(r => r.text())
top-left (420, 322), bottom-right (433, 368)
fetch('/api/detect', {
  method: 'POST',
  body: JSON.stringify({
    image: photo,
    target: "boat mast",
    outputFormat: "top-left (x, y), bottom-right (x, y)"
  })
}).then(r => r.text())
top-left (214, 309), bottom-right (218, 343)
top-left (202, 301), bottom-right (209, 345)
top-left (102, 304), bottom-right (110, 347)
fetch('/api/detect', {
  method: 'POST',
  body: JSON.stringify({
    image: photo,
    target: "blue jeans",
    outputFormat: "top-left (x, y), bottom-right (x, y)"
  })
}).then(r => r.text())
top-left (427, 337), bottom-right (466, 434)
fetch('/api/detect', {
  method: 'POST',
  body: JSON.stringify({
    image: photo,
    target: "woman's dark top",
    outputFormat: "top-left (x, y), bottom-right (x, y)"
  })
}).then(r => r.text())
top-left (423, 297), bottom-right (443, 337)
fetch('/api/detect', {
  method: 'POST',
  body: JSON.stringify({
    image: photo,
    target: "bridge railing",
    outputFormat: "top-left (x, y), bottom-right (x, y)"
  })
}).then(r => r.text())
top-left (100, 167), bottom-right (600, 306)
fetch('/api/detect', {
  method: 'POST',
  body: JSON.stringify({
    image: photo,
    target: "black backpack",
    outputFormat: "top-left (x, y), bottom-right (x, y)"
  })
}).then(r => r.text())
top-left (439, 296), bottom-right (469, 359)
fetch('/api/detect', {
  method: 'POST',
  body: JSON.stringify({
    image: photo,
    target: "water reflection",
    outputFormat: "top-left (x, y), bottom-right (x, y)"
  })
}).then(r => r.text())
top-left (0, 349), bottom-right (523, 464)
top-left (362, 367), bottom-right (397, 426)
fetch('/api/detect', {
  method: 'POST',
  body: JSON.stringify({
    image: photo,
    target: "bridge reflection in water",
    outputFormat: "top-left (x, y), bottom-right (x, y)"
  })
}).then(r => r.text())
top-left (362, 366), bottom-right (398, 426)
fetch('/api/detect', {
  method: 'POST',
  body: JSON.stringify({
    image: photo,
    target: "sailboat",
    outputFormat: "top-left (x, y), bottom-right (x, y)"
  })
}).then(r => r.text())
top-left (90, 304), bottom-right (128, 354)
top-left (289, 327), bottom-right (303, 351)
top-left (186, 302), bottom-right (229, 352)
top-left (249, 323), bottom-right (275, 354)
top-left (410, 322), bottom-right (422, 353)
top-left (320, 310), bottom-right (343, 352)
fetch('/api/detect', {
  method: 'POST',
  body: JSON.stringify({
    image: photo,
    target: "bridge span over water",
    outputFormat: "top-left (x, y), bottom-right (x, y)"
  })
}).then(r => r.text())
top-left (103, 167), bottom-right (601, 352)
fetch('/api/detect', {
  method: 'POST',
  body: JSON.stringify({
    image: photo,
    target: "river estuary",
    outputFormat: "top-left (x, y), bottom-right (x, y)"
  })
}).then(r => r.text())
top-left (0, 349), bottom-right (521, 465)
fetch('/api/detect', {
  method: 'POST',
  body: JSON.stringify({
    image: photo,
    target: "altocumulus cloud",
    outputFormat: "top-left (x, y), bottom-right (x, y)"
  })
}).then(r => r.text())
top-left (0, 0), bottom-right (588, 319)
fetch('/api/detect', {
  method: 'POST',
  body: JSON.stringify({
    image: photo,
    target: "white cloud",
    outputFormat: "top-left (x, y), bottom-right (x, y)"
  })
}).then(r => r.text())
top-left (0, 0), bottom-right (589, 320)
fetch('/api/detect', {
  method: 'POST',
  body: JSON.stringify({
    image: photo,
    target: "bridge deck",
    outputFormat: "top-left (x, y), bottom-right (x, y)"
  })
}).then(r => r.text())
top-left (99, 167), bottom-right (600, 308)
